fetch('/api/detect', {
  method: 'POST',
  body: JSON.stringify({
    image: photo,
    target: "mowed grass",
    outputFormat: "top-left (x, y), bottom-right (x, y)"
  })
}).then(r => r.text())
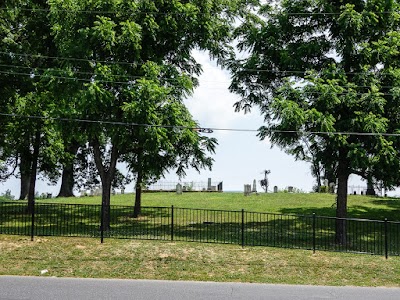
top-left (35, 192), bottom-right (400, 221)
top-left (2, 193), bottom-right (400, 285)
top-left (1, 234), bottom-right (399, 286)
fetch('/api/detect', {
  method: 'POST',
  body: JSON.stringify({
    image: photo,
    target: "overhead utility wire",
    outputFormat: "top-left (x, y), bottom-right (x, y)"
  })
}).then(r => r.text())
top-left (0, 64), bottom-right (198, 84)
top-left (0, 7), bottom-right (397, 15)
top-left (2, 64), bottom-right (398, 89)
top-left (0, 51), bottom-right (142, 67)
top-left (2, 113), bottom-right (400, 137)
top-left (0, 51), bottom-right (394, 77)
top-left (1, 70), bottom-right (398, 96)
top-left (0, 70), bottom-right (133, 85)
top-left (0, 113), bottom-right (216, 133)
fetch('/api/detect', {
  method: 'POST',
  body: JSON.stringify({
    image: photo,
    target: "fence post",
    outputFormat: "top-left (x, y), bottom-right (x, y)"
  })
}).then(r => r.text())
top-left (30, 200), bottom-right (35, 241)
top-left (312, 213), bottom-right (316, 254)
top-left (384, 218), bottom-right (388, 259)
top-left (100, 203), bottom-right (104, 244)
top-left (241, 209), bottom-right (245, 248)
top-left (171, 205), bottom-right (174, 241)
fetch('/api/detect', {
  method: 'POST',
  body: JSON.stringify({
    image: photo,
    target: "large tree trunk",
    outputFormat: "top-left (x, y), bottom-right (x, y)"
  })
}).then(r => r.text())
top-left (19, 153), bottom-right (31, 200)
top-left (133, 169), bottom-right (143, 218)
top-left (57, 164), bottom-right (75, 198)
top-left (19, 170), bottom-right (30, 200)
top-left (366, 177), bottom-right (376, 196)
top-left (335, 158), bottom-right (349, 245)
top-left (27, 129), bottom-right (40, 214)
top-left (57, 143), bottom-right (80, 198)
top-left (92, 138), bottom-right (119, 231)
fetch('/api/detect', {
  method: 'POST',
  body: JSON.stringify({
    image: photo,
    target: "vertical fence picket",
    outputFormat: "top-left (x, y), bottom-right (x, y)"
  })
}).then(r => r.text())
top-left (171, 205), bottom-right (174, 241)
top-left (30, 201), bottom-right (35, 241)
top-left (312, 213), bottom-right (316, 254)
top-left (241, 209), bottom-right (245, 248)
top-left (100, 203), bottom-right (104, 244)
top-left (385, 218), bottom-right (388, 259)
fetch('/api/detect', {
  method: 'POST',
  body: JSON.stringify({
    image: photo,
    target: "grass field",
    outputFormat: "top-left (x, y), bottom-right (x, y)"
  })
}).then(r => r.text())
top-left (1, 234), bottom-right (400, 286)
top-left (1, 192), bottom-right (400, 285)
top-left (30, 191), bottom-right (400, 221)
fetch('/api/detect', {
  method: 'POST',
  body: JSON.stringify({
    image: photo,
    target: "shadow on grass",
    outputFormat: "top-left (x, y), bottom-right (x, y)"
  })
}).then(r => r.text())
top-left (279, 202), bottom-right (400, 222)
top-left (1, 202), bottom-right (399, 256)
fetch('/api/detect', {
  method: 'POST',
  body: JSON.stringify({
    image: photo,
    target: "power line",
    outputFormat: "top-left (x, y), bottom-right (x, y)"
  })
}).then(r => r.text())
top-left (3, 63), bottom-right (398, 89)
top-left (2, 70), bottom-right (398, 96)
top-left (0, 7), bottom-right (397, 16)
top-left (1, 51), bottom-right (394, 77)
top-left (2, 113), bottom-right (400, 137)
top-left (0, 113), bottom-right (216, 133)
top-left (0, 64), bottom-right (198, 84)
top-left (0, 51), bottom-right (144, 67)
top-left (0, 70), bottom-right (133, 85)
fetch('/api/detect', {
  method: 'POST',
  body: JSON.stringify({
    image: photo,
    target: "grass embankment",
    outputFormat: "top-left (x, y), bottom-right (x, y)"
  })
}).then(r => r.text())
top-left (2, 192), bottom-right (400, 285)
top-left (36, 192), bottom-right (400, 221)
top-left (0, 234), bottom-right (399, 286)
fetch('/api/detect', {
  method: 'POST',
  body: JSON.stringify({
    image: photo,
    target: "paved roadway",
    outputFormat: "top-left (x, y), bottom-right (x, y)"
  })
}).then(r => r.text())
top-left (1, 276), bottom-right (400, 300)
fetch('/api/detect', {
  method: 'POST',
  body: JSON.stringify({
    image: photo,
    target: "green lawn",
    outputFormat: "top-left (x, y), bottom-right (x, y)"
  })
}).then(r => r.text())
top-left (2, 193), bottom-right (400, 285)
top-left (2, 192), bottom-right (400, 257)
top-left (33, 192), bottom-right (400, 221)
top-left (1, 234), bottom-right (399, 287)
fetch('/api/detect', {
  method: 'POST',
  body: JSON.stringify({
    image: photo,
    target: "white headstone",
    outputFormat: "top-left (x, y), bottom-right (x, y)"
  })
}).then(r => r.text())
top-left (329, 182), bottom-right (335, 193)
top-left (252, 179), bottom-right (257, 192)
top-left (244, 184), bottom-right (251, 196)
top-left (176, 183), bottom-right (183, 195)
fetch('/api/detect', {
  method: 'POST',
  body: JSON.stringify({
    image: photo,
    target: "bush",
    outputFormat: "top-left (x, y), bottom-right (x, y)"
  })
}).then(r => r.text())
top-left (1, 189), bottom-right (15, 200)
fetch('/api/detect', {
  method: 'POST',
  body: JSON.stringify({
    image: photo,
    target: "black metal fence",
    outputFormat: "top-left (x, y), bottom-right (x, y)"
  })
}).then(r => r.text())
top-left (1, 201), bottom-right (399, 258)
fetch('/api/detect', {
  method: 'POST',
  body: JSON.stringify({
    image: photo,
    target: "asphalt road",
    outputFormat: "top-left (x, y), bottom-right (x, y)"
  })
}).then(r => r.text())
top-left (1, 276), bottom-right (400, 300)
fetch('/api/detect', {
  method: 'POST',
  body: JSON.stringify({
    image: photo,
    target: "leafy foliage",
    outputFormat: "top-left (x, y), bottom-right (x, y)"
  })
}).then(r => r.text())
top-left (226, 0), bottom-right (400, 243)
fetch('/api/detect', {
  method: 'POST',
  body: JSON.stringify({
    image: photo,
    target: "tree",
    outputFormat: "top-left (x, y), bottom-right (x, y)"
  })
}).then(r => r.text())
top-left (48, 0), bottom-right (248, 227)
top-left (260, 169), bottom-right (270, 192)
top-left (227, 0), bottom-right (400, 244)
top-left (121, 80), bottom-right (217, 217)
top-left (0, 1), bottom-right (65, 209)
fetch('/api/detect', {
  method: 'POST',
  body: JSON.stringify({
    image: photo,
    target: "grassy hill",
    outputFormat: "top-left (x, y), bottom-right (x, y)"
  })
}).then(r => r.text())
top-left (30, 192), bottom-right (400, 221)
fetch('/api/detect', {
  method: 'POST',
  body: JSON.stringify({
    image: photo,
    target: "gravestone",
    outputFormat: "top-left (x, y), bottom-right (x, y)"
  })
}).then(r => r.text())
top-left (121, 188), bottom-right (125, 195)
top-left (217, 182), bottom-right (223, 192)
top-left (176, 183), bottom-right (183, 195)
top-left (244, 184), bottom-right (251, 196)
top-left (94, 188), bottom-right (102, 196)
top-left (288, 186), bottom-right (294, 193)
top-left (252, 179), bottom-right (257, 193)
top-left (329, 182), bottom-right (335, 193)
top-left (273, 186), bottom-right (278, 193)
top-left (324, 179), bottom-right (329, 187)
top-left (207, 178), bottom-right (212, 191)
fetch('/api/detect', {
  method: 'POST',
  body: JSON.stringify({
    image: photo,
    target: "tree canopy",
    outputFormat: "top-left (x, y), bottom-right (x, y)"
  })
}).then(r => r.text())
top-left (227, 0), bottom-right (400, 244)
top-left (1, 0), bottom-right (255, 226)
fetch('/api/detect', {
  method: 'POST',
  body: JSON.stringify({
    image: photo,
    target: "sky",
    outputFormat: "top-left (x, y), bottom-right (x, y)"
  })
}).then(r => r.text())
top-left (0, 50), bottom-right (371, 197)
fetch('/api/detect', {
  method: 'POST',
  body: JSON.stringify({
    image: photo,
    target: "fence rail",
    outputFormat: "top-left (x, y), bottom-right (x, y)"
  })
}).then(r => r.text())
top-left (1, 201), bottom-right (399, 258)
